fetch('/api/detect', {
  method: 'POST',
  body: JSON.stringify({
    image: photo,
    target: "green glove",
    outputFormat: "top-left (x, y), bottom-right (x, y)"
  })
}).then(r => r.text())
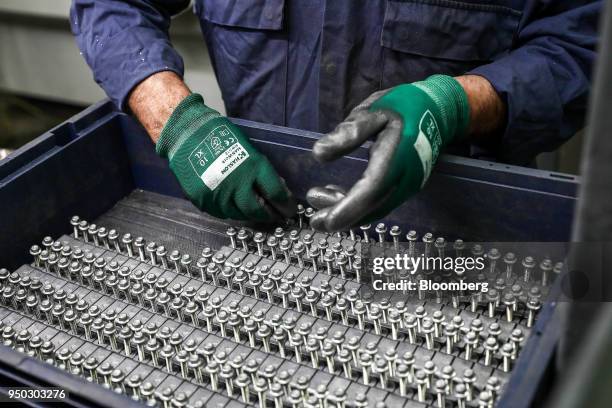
top-left (307, 75), bottom-right (469, 232)
top-left (157, 93), bottom-right (296, 221)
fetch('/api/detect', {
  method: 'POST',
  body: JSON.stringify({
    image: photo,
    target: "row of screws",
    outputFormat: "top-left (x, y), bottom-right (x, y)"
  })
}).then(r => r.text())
top-left (226, 224), bottom-right (562, 286)
top-left (2, 287), bottom-right (503, 408)
top-left (24, 250), bottom-right (517, 380)
top-left (61, 221), bottom-right (533, 353)
top-left (26, 238), bottom-right (525, 363)
top-left (63, 217), bottom-right (551, 328)
top-left (11, 216), bottom-right (547, 406)
top-left (0, 268), bottom-right (507, 408)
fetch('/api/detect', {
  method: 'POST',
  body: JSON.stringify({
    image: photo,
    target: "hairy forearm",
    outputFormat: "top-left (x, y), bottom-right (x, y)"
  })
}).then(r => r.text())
top-left (454, 75), bottom-right (506, 138)
top-left (127, 72), bottom-right (504, 143)
top-left (128, 71), bottom-right (191, 143)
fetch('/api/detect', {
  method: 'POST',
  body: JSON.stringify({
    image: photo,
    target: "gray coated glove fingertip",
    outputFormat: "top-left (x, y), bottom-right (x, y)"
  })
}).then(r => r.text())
top-left (306, 187), bottom-right (346, 210)
top-left (308, 208), bottom-right (332, 232)
top-left (312, 139), bottom-right (336, 162)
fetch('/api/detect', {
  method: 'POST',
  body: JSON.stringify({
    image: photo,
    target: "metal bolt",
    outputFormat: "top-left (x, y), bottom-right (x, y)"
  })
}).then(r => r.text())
top-left (503, 293), bottom-right (516, 322)
top-left (423, 360), bottom-right (436, 389)
top-left (510, 329), bottom-right (524, 359)
top-left (526, 298), bottom-right (541, 328)
top-left (375, 223), bottom-right (387, 244)
top-left (169, 250), bottom-right (181, 273)
top-left (522, 256), bottom-right (535, 282)
top-left (484, 337), bottom-right (499, 366)
top-left (121, 234), bottom-right (134, 257)
top-left (108, 229), bottom-right (120, 251)
top-left (70, 216), bottom-right (80, 238)
top-left (267, 236), bottom-right (278, 260)
top-left (253, 232), bottom-right (265, 256)
top-left (501, 343), bottom-right (513, 372)
top-left (78, 222), bottom-right (89, 242)
top-left (29, 245), bottom-right (42, 267)
top-left (389, 226), bottom-right (401, 249)
top-left (146, 242), bottom-right (157, 265)
top-left (235, 373), bottom-right (250, 404)
top-left (415, 370), bottom-right (428, 402)
top-left (180, 254), bottom-right (192, 275)
top-left (188, 354), bottom-right (203, 383)
top-left (487, 289), bottom-right (500, 318)
top-left (455, 383), bottom-right (468, 408)
top-left (540, 258), bottom-right (553, 286)
top-left (478, 391), bottom-right (492, 408)
top-left (226, 227), bottom-right (237, 248)
top-left (503, 252), bottom-right (517, 280)
top-left (360, 225), bottom-right (370, 243)
top-left (125, 374), bottom-right (142, 399)
top-left (296, 204), bottom-right (305, 228)
top-left (133, 237), bottom-right (146, 261)
top-left (97, 227), bottom-right (109, 249)
top-left (88, 224), bottom-right (99, 246)
top-left (279, 239), bottom-right (291, 264)
top-left (237, 229), bottom-right (250, 252)
top-left (435, 379), bottom-right (447, 408)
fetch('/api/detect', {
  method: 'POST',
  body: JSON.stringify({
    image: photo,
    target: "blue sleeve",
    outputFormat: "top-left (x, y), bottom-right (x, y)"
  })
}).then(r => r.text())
top-left (70, 0), bottom-right (190, 110)
top-left (470, 1), bottom-right (601, 164)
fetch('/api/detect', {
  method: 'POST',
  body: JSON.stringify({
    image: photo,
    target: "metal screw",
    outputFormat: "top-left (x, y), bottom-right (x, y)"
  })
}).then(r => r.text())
top-left (522, 256), bottom-right (535, 282)
top-left (97, 228), bottom-right (109, 249)
top-left (146, 242), bottom-right (157, 265)
top-left (237, 229), bottom-right (250, 252)
top-left (226, 227), bottom-right (237, 248)
top-left (483, 337), bottom-right (499, 366)
top-left (134, 237), bottom-right (146, 261)
top-left (360, 225), bottom-right (370, 243)
top-left (108, 229), bottom-right (120, 252)
top-left (540, 258), bottom-right (553, 286)
top-left (253, 232), bottom-right (265, 256)
top-left (296, 204), bottom-right (305, 228)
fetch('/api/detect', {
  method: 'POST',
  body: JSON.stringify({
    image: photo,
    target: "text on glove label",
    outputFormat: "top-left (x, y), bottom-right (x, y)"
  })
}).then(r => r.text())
top-left (188, 125), bottom-right (250, 190)
top-left (413, 110), bottom-right (441, 187)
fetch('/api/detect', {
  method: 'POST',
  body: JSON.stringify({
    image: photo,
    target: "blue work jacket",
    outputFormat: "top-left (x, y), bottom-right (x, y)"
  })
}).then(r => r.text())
top-left (71, 0), bottom-right (601, 165)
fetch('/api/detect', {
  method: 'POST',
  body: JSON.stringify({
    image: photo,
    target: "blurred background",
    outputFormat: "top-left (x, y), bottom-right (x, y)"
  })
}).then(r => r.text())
top-left (0, 0), bottom-right (582, 172)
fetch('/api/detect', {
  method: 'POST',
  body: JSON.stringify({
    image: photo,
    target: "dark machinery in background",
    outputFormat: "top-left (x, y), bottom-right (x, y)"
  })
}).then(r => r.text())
top-left (549, 1), bottom-right (612, 407)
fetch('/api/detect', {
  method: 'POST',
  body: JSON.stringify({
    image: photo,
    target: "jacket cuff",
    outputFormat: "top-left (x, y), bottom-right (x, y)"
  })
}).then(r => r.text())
top-left (469, 51), bottom-right (563, 164)
top-left (415, 75), bottom-right (471, 141)
top-left (85, 26), bottom-right (186, 111)
top-left (156, 94), bottom-right (223, 160)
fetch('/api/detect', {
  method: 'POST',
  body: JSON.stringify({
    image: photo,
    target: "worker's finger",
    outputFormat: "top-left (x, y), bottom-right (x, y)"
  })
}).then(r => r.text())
top-left (255, 161), bottom-right (297, 219)
top-left (353, 184), bottom-right (401, 226)
top-left (308, 206), bottom-right (333, 231)
top-left (311, 89), bottom-right (392, 163)
top-left (351, 89), bottom-right (391, 112)
top-left (310, 121), bottom-right (402, 231)
top-left (323, 184), bottom-right (347, 194)
top-left (312, 109), bottom-right (389, 162)
top-left (254, 190), bottom-right (285, 221)
top-left (223, 200), bottom-right (246, 221)
top-left (234, 182), bottom-right (271, 221)
top-left (306, 186), bottom-right (347, 209)
top-left (206, 187), bottom-right (245, 220)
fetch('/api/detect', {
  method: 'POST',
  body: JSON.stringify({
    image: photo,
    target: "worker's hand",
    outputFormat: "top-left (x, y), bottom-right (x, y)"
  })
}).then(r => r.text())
top-left (156, 93), bottom-right (296, 221)
top-left (307, 75), bottom-right (470, 232)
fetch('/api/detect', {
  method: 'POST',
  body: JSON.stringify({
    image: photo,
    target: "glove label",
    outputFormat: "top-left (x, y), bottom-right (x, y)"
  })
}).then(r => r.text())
top-left (413, 110), bottom-right (442, 187)
top-left (188, 125), bottom-right (250, 190)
